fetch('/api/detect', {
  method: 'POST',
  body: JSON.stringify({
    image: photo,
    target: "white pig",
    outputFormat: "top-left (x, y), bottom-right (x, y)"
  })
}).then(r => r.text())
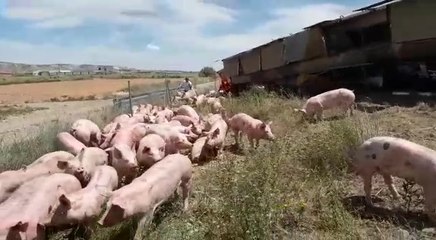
top-left (350, 136), bottom-right (436, 222)
top-left (98, 154), bottom-right (192, 239)
top-left (294, 88), bottom-right (355, 121)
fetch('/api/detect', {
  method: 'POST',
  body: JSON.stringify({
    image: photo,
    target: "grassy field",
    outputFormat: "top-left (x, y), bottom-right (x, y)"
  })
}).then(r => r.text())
top-left (1, 88), bottom-right (436, 239)
top-left (0, 72), bottom-right (200, 86)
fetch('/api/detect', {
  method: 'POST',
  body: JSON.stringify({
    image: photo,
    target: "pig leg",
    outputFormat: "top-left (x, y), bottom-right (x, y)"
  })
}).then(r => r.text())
top-left (232, 129), bottom-right (239, 146)
top-left (362, 174), bottom-right (374, 206)
top-left (248, 137), bottom-right (255, 149)
top-left (382, 174), bottom-right (400, 200)
top-left (349, 103), bottom-right (354, 116)
top-left (255, 139), bottom-right (260, 148)
top-left (134, 210), bottom-right (155, 240)
top-left (423, 191), bottom-right (436, 224)
top-left (181, 177), bottom-right (192, 211)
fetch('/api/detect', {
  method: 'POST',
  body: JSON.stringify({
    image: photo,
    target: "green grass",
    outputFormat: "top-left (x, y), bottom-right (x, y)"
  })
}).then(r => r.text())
top-left (1, 87), bottom-right (434, 239)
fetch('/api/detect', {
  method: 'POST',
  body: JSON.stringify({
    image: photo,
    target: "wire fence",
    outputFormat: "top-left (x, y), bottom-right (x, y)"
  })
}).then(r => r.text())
top-left (112, 81), bottom-right (216, 114)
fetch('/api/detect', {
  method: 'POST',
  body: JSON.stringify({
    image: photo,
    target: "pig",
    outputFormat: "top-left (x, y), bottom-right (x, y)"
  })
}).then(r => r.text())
top-left (168, 120), bottom-right (182, 126)
top-left (136, 134), bottom-right (166, 169)
top-left (227, 113), bottom-right (275, 148)
top-left (194, 94), bottom-right (206, 107)
top-left (0, 155), bottom-right (82, 204)
top-left (204, 114), bottom-right (223, 131)
top-left (203, 118), bottom-right (228, 158)
top-left (112, 114), bottom-right (130, 124)
top-left (106, 144), bottom-right (138, 184)
top-left (0, 173), bottom-right (82, 240)
top-left (45, 166), bottom-right (118, 227)
top-left (294, 88), bottom-right (355, 121)
top-left (191, 136), bottom-right (209, 163)
top-left (160, 108), bottom-right (174, 121)
top-left (70, 119), bottom-right (102, 147)
top-left (349, 136), bottom-right (436, 222)
top-left (144, 126), bottom-right (193, 154)
top-left (210, 100), bottom-right (224, 114)
top-left (75, 147), bottom-right (108, 178)
top-left (56, 132), bottom-right (86, 155)
top-left (155, 112), bottom-right (169, 124)
top-left (98, 154), bottom-right (192, 239)
top-left (175, 105), bottom-right (200, 122)
top-left (27, 151), bottom-right (74, 168)
top-left (171, 115), bottom-right (203, 135)
top-left (132, 105), bottom-right (139, 114)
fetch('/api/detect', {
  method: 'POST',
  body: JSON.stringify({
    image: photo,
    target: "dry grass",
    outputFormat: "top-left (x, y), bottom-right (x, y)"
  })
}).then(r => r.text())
top-left (0, 105), bottom-right (47, 120)
top-left (2, 88), bottom-right (436, 239)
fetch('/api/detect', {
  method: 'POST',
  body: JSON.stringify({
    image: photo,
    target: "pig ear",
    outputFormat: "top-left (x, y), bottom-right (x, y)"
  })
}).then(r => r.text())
top-left (57, 160), bottom-right (69, 170)
top-left (77, 147), bottom-right (86, 159)
top-left (11, 221), bottom-right (29, 232)
top-left (113, 146), bottom-right (123, 159)
top-left (260, 123), bottom-right (266, 129)
top-left (59, 194), bottom-right (72, 209)
top-left (267, 121), bottom-right (272, 126)
top-left (211, 128), bottom-right (220, 138)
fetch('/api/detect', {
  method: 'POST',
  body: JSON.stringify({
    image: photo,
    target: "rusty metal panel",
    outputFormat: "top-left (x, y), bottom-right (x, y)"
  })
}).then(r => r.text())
top-left (223, 58), bottom-right (239, 77)
top-left (261, 40), bottom-right (284, 70)
top-left (284, 28), bottom-right (326, 64)
top-left (391, 0), bottom-right (436, 42)
top-left (240, 50), bottom-right (261, 74)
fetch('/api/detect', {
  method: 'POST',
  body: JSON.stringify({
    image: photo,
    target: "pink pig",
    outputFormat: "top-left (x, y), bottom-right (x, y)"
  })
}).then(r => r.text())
top-left (136, 134), bottom-right (166, 169)
top-left (0, 173), bottom-right (81, 240)
top-left (45, 165), bottom-right (119, 226)
top-left (175, 105), bottom-right (200, 122)
top-left (56, 132), bottom-right (86, 155)
top-left (294, 88), bottom-right (355, 121)
top-left (203, 118), bottom-right (228, 158)
top-left (144, 125), bottom-right (193, 154)
top-left (350, 136), bottom-right (436, 223)
top-left (227, 113), bottom-right (274, 148)
top-left (171, 115), bottom-right (203, 135)
top-left (98, 154), bottom-right (192, 239)
top-left (70, 119), bottom-right (102, 147)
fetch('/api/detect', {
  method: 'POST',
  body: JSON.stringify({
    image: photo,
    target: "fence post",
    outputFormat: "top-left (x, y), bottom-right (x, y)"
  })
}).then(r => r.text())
top-left (128, 80), bottom-right (133, 116)
top-left (165, 79), bottom-right (172, 108)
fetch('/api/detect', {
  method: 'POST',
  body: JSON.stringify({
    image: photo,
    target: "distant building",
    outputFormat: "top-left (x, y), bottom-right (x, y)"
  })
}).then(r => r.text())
top-left (96, 65), bottom-right (118, 74)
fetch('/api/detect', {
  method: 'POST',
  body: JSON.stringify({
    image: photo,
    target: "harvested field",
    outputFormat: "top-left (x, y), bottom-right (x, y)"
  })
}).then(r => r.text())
top-left (0, 78), bottom-right (196, 104)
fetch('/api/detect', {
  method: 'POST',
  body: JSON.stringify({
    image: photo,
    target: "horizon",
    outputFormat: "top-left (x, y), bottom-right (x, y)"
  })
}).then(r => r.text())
top-left (1, 0), bottom-right (377, 71)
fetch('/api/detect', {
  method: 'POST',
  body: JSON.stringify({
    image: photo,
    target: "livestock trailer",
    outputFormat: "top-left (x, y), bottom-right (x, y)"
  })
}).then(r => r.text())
top-left (220, 0), bottom-right (436, 96)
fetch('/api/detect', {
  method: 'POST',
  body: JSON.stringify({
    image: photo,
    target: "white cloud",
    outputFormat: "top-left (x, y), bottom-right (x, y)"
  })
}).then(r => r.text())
top-left (146, 43), bottom-right (160, 51)
top-left (2, 0), bottom-right (357, 70)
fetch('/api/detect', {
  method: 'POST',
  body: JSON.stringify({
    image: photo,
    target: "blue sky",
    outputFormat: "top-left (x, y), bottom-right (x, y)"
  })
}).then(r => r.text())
top-left (0, 0), bottom-right (377, 71)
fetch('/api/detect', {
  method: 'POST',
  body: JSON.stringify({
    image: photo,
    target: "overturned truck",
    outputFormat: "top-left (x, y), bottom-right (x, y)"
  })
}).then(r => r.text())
top-left (220, 0), bottom-right (436, 96)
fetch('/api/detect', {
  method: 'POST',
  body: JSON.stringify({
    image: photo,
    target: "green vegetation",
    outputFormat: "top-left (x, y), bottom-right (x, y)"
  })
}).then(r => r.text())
top-left (1, 88), bottom-right (435, 239)
top-left (198, 66), bottom-right (217, 78)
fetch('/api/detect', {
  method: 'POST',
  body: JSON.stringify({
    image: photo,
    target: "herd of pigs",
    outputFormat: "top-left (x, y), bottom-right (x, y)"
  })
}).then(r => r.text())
top-left (2, 87), bottom-right (436, 239)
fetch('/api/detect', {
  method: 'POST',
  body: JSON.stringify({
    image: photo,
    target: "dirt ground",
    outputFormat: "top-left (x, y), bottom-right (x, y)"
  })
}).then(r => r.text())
top-left (0, 78), bottom-right (172, 104)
